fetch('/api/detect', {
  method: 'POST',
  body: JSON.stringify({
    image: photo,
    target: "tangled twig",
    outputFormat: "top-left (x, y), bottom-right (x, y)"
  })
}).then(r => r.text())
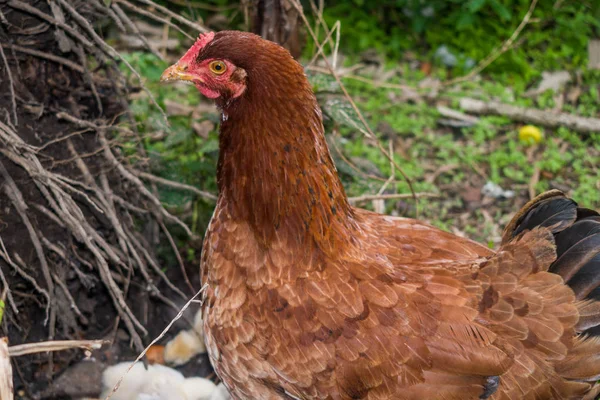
top-left (54, 0), bottom-right (167, 123)
top-left (1, 44), bottom-right (85, 73)
top-left (0, 239), bottom-right (18, 316)
top-left (8, 0), bottom-right (94, 48)
top-left (111, 2), bottom-right (165, 59)
top-left (0, 161), bottom-right (55, 330)
top-left (0, 2), bottom-right (219, 391)
top-left (289, 0), bottom-right (418, 207)
top-left (136, 171), bottom-right (217, 201)
top-left (130, 0), bottom-right (207, 33)
top-left (0, 45), bottom-right (17, 126)
top-left (115, 0), bottom-right (194, 41)
top-left (0, 120), bottom-right (148, 352)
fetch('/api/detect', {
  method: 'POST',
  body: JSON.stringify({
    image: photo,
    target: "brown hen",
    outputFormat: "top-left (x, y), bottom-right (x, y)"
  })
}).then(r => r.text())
top-left (161, 31), bottom-right (600, 400)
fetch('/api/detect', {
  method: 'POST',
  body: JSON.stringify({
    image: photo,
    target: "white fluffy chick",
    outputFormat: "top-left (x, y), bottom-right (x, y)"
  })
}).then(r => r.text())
top-left (164, 330), bottom-right (205, 366)
top-left (209, 383), bottom-right (231, 400)
top-left (182, 378), bottom-right (222, 400)
top-left (193, 308), bottom-right (203, 333)
top-left (100, 362), bottom-right (216, 400)
top-left (164, 308), bottom-right (207, 366)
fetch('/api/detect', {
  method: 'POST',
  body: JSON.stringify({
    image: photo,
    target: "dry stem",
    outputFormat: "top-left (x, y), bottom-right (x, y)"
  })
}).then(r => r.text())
top-left (8, 339), bottom-right (106, 357)
top-left (444, 0), bottom-right (539, 86)
top-left (0, 338), bottom-right (12, 400)
top-left (348, 192), bottom-right (440, 205)
top-left (0, 45), bottom-right (17, 126)
top-left (135, 171), bottom-right (217, 201)
top-left (1, 43), bottom-right (85, 72)
top-left (131, 0), bottom-right (207, 33)
top-left (0, 239), bottom-right (18, 316)
top-left (289, 0), bottom-right (418, 205)
top-left (115, 0), bottom-right (194, 41)
top-left (104, 285), bottom-right (207, 400)
top-left (0, 161), bottom-right (55, 329)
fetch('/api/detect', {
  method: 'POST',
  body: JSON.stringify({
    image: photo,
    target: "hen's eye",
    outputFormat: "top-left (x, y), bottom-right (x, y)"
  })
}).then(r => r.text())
top-left (209, 60), bottom-right (227, 75)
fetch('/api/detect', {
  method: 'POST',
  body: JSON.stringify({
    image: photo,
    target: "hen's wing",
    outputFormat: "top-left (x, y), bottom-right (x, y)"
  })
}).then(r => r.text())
top-left (328, 196), bottom-right (600, 400)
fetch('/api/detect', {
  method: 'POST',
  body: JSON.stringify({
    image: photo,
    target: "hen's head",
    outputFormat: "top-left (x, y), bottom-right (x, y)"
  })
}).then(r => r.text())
top-left (161, 31), bottom-right (304, 104)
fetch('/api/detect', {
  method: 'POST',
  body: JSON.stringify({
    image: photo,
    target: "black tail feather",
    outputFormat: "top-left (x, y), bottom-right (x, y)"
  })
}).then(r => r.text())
top-left (511, 197), bottom-right (577, 237)
top-left (551, 222), bottom-right (600, 284)
top-left (577, 207), bottom-right (600, 221)
top-left (504, 191), bottom-right (600, 335)
top-left (565, 254), bottom-right (600, 300)
top-left (588, 286), bottom-right (600, 302)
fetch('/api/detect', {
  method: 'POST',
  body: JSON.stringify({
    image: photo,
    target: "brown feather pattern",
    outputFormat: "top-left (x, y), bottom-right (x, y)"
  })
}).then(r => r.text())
top-left (166, 32), bottom-right (600, 399)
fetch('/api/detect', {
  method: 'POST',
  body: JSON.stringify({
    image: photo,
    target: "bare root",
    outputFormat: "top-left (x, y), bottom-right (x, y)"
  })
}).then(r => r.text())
top-left (0, 0), bottom-right (212, 363)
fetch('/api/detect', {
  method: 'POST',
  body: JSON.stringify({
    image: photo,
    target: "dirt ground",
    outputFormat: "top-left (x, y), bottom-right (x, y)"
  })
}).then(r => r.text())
top-left (0, 1), bottom-right (216, 398)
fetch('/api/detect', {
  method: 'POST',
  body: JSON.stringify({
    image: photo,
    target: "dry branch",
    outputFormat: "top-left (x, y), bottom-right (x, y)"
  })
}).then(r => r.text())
top-left (8, 339), bottom-right (106, 357)
top-left (349, 192), bottom-right (441, 205)
top-left (97, 129), bottom-right (193, 236)
top-left (0, 120), bottom-right (147, 352)
top-left (0, 161), bottom-right (55, 330)
top-left (42, 237), bottom-right (97, 290)
top-left (437, 106), bottom-right (480, 125)
top-left (7, 0), bottom-right (93, 48)
top-left (159, 220), bottom-right (195, 295)
top-left (0, 44), bottom-right (85, 73)
top-left (0, 239), bottom-right (18, 316)
top-left (54, 0), bottom-right (166, 121)
top-left (115, 0), bottom-right (194, 41)
top-left (0, 338), bottom-right (12, 400)
top-left (459, 97), bottom-right (600, 133)
top-left (0, 45), bottom-right (17, 126)
top-left (9, 253), bottom-right (51, 311)
top-left (75, 44), bottom-right (103, 114)
top-left (52, 272), bottom-right (87, 323)
top-left (130, 0), bottom-right (207, 33)
top-left (136, 171), bottom-right (217, 201)
top-left (111, 2), bottom-right (165, 59)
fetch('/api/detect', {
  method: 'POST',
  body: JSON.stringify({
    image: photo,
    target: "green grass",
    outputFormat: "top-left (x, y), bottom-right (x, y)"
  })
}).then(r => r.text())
top-left (320, 71), bottom-right (600, 238)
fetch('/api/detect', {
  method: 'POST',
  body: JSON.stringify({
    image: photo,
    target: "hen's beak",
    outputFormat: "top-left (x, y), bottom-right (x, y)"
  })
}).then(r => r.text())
top-left (160, 63), bottom-right (202, 83)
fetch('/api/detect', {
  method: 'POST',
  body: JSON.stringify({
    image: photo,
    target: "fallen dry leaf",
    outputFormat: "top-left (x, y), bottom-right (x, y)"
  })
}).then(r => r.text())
top-left (193, 120), bottom-right (215, 139)
top-left (524, 71), bottom-right (571, 97)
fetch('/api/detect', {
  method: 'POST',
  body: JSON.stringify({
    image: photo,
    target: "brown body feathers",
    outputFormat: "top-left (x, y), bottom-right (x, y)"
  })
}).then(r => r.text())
top-left (166, 31), bottom-right (600, 400)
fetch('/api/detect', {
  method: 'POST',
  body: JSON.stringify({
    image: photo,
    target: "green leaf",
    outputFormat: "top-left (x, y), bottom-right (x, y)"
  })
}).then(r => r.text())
top-left (308, 73), bottom-right (340, 93)
top-left (323, 98), bottom-right (370, 135)
top-left (489, 0), bottom-right (512, 21)
top-left (0, 299), bottom-right (4, 326)
top-left (165, 126), bottom-right (192, 148)
top-left (198, 137), bottom-right (219, 154)
top-left (456, 12), bottom-right (475, 29)
top-left (468, 0), bottom-right (487, 13)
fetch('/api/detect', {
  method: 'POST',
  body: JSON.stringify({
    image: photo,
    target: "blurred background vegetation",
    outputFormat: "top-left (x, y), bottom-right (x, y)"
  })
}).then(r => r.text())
top-left (120, 0), bottom-right (599, 257)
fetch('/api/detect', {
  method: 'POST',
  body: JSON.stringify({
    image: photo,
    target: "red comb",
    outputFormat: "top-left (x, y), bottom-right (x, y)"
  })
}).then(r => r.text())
top-left (179, 31), bottom-right (215, 64)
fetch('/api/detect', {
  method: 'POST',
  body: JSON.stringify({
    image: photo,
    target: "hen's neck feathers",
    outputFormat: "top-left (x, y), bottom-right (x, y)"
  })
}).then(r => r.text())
top-left (216, 44), bottom-right (356, 249)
